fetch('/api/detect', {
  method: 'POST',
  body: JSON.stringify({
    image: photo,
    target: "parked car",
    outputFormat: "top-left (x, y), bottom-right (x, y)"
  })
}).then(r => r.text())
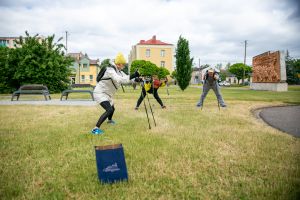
top-left (219, 81), bottom-right (231, 86)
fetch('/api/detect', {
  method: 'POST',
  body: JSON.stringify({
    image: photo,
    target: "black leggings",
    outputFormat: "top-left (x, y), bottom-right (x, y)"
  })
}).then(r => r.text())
top-left (96, 101), bottom-right (115, 128)
top-left (136, 87), bottom-right (164, 108)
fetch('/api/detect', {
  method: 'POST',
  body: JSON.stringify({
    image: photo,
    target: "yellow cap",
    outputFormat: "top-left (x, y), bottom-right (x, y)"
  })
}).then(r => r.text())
top-left (115, 53), bottom-right (126, 65)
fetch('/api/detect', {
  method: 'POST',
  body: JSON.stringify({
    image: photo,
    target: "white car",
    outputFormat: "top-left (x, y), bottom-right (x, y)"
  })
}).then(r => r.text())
top-left (219, 81), bottom-right (231, 86)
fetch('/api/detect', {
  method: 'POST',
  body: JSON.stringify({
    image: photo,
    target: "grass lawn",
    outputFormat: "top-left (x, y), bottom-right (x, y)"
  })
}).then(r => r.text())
top-left (0, 86), bottom-right (300, 199)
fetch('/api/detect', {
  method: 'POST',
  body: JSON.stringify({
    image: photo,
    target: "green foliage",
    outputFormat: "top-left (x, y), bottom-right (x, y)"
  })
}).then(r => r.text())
top-left (228, 63), bottom-right (252, 84)
top-left (100, 58), bottom-right (111, 69)
top-left (175, 35), bottom-right (193, 91)
top-left (157, 67), bottom-right (170, 79)
top-left (171, 70), bottom-right (177, 80)
top-left (130, 60), bottom-right (169, 78)
top-left (286, 54), bottom-right (300, 84)
top-left (0, 31), bottom-right (73, 93)
top-left (0, 47), bottom-right (17, 93)
top-left (219, 71), bottom-right (227, 82)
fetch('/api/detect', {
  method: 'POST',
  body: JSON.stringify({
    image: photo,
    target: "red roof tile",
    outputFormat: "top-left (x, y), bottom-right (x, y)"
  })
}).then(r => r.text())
top-left (138, 35), bottom-right (172, 45)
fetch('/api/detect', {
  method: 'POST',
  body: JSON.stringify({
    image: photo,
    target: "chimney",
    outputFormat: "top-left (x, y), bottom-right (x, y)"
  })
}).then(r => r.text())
top-left (152, 35), bottom-right (156, 40)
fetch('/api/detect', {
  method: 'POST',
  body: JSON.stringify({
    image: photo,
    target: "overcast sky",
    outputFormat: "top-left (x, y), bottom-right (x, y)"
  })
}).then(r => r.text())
top-left (1, 0), bottom-right (299, 67)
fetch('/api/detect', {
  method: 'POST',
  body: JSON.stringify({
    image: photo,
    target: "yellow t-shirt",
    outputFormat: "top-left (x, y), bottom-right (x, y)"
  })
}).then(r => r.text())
top-left (144, 82), bottom-right (152, 92)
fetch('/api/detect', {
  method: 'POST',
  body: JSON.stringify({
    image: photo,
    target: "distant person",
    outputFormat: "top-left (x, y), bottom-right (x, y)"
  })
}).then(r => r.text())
top-left (135, 75), bottom-right (167, 110)
top-left (196, 68), bottom-right (226, 108)
top-left (91, 53), bottom-right (139, 134)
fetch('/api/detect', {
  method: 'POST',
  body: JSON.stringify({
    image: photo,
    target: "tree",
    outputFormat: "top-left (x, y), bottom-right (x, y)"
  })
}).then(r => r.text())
top-left (225, 62), bottom-right (231, 70)
top-left (0, 31), bottom-right (73, 93)
top-left (130, 60), bottom-right (169, 78)
top-left (286, 52), bottom-right (300, 84)
top-left (175, 36), bottom-right (193, 91)
top-left (170, 70), bottom-right (177, 79)
top-left (228, 63), bottom-right (252, 84)
top-left (0, 47), bottom-right (17, 93)
top-left (219, 71), bottom-right (227, 82)
top-left (157, 67), bottom-right (170, 79)
top-left (100, 58), bottom-right (111, 69)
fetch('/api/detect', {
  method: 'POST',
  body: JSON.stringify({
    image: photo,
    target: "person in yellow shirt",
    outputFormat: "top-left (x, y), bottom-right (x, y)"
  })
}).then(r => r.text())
top-left (135, 75), bottom-right (166, 110)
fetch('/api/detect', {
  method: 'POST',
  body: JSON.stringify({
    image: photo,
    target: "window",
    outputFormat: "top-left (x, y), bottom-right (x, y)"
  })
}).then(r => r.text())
top-left (0, 40), bottom-right (8, 47)
top-left (160, 61), bottom-right (165, 67)
top-left (161, 50), bottom-right (165, 57)
top-left (83, 63), bottom-right (88, 68)
top-left (146, 49), bottom-right (150, 57)
top-left (89, 75), bottom-right (93, 82)
top-left (81, 75), bottom-right (85, 82)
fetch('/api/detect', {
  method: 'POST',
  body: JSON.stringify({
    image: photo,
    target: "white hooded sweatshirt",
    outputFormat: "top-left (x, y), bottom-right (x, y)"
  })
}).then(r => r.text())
top-left (93, 63), bottom-right (131, 105)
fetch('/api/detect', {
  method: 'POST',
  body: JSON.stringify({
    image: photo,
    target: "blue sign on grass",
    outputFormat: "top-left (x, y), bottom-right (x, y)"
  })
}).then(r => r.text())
top-left (95, 144), bottom-right (128, 183)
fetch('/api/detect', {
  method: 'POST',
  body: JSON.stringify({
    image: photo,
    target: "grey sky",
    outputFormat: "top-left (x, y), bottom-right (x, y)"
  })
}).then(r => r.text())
top-left (0, 0), bottom-right (299, 67)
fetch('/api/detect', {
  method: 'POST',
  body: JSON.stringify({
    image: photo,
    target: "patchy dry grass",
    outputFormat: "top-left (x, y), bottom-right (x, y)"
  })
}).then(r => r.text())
top-left (0, 86), bottom-right (300, 199)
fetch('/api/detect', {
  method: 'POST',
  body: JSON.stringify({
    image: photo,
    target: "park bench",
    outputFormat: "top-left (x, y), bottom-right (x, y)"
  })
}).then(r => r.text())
top-left (11, 84), bottom-right (51, 101)
top-left (60, 84), bottom-right (95, 101)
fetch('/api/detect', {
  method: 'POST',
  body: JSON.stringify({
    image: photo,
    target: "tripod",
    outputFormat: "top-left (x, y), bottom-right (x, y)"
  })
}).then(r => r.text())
top-left (139, 81), bottom-right (156, 129)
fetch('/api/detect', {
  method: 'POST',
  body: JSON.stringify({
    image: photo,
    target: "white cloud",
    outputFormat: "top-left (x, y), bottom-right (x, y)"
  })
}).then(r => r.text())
top-left (0, 0), bottom-right (299, 66)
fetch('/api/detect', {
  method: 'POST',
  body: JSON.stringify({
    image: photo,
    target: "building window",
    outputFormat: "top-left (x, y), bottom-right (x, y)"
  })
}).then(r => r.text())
top-left (0, 40), bottom-right (8, 47)
top-left (161, 50), bottom-right (165, 57)
top-left (146, 49), bottom-right (150, 57)
top-left (81, 75), bottom-right (85, 82)
top-left (89, 75), bottom-right (93, 82)
top-left (160, 61), bottom-right (165, 67)
top-left (83, 63), bottom-right (88, 68)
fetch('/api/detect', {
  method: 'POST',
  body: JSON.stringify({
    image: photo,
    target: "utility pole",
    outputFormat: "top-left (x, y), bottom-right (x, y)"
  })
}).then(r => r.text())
top-left (198, 58), bottom-right (201, 84)
top-left (65, 31), bottom-right (68, 54)
top-left (243, 40), bottom-right (247, 85)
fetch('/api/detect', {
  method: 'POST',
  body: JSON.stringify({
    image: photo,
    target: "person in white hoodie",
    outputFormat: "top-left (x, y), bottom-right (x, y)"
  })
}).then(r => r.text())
top-left (91, 53), bottom-right (139, 134)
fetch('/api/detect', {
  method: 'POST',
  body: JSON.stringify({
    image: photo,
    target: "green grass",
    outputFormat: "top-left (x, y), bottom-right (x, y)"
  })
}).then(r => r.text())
top-left (0, 86), bottom-right (300, 199)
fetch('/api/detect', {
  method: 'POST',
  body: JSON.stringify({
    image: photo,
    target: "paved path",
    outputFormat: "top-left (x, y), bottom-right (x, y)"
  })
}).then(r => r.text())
top-left (259, 106), bottom-right (300, 137)
top-left (0, 99), bottom-right (97, 106)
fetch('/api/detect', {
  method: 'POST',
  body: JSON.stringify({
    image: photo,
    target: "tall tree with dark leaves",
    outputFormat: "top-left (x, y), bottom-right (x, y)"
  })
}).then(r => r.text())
top-left (286, 50), bottom-right (300, 84)
top-left (175, 36), bottom-right (193, 91)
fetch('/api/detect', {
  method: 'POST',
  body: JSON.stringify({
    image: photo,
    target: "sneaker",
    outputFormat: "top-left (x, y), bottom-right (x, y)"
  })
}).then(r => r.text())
top-left (196, 103), bottom-right (202, 107)
top-left (221, 104), bottom-right (227, 107)
top-left (107, 120), bottom-right (116, 125)
top-left (161, 105), bottom-right (166, 109)
top-left (91, 128), bottom-right (104, 135)
top-left (135, 107), bottom-right (139, 110)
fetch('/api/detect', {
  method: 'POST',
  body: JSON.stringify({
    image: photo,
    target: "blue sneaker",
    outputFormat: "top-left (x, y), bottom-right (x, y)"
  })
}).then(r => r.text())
top-left (196, 103), bottom-right (202, 108)
top-left (91, 128), bottom-right (104, 135)
top-left (107, 120), bottom-right (116, 125)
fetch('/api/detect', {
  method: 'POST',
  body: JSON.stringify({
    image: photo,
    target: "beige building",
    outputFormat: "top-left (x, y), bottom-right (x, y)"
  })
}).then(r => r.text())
top-left (68, 52), bottom-right (100, 86)
top-left (0, 37), bottom-right (18, 48)
top-left (0, 36), bottom-right (45, 48)
top-left (129, 35), bottom-right (175, 74)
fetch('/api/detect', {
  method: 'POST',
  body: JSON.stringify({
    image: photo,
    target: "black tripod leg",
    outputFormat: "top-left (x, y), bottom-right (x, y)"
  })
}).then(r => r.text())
top-left (143, 96), bottom-right (151, 129)
top-left (140, 89), bottom-right (151, 129)
top-left (146, 92), bottom-right (156, 126)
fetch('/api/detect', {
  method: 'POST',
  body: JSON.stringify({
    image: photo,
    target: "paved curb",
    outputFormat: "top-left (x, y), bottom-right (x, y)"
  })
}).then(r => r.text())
top-left (251, 105), bottom-right (300, 138)
top-left (0, 99), bottom-right (97, 106)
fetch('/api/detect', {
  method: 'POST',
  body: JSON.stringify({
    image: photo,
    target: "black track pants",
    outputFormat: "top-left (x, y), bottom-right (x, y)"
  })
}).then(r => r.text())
top-left (96, 101), bottom-right (115, 128)
top-left (136, 87), bottom-right (164, 108)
